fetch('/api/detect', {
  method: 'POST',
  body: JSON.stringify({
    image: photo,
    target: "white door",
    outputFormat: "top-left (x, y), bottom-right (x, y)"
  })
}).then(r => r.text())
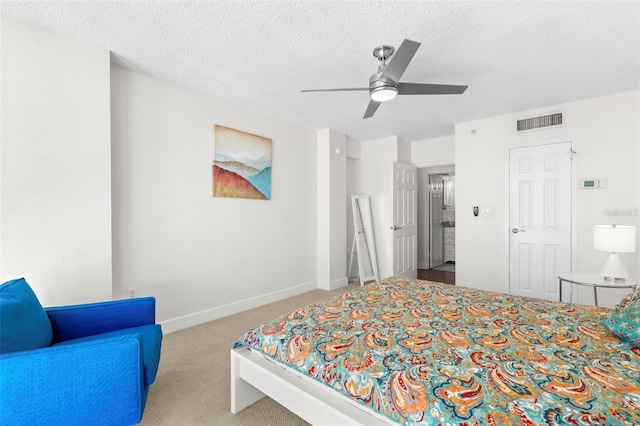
top-left (429, 175), bottom-right (444, 268)
top-left (509, 142), bottom-right (573, 301)
top-left (393, 163), bottom-right (418, 278)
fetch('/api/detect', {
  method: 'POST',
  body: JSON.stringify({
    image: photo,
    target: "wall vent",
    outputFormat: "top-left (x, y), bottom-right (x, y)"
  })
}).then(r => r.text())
top-left (517, 112), bottom-right (564, 132)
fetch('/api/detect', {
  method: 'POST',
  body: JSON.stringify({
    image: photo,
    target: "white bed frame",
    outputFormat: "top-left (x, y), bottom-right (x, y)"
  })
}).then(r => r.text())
top-left (231, 347), bottom-right (396, 425)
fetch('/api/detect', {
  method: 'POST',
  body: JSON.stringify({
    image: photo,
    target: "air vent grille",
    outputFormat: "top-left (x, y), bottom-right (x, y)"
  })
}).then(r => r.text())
top-left (517, 112), bottom-right (563, 132)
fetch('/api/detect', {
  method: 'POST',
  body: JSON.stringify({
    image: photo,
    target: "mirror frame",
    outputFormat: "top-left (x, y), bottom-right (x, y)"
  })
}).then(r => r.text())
top-left (351, 195), bottom-right (379, 286)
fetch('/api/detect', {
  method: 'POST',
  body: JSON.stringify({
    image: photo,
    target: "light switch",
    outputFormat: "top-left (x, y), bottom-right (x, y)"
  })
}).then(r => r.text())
top-left (481, 207), bottom-right (491, 217)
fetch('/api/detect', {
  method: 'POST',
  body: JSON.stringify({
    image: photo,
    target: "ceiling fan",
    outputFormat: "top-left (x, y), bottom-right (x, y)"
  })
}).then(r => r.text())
top-left (301, 39), bottom-right (468, 119)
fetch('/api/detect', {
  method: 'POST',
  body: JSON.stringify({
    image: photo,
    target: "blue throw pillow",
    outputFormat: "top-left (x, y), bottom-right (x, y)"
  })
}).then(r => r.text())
top-left (603, 296), bottom-right (640, 346)
top-left (0, 278), bottom-right (53, 353)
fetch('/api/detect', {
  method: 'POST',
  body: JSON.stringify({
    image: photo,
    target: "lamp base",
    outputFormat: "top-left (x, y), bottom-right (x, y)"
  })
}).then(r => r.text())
top-left (603, 276), bottom-right (627, 282)
top-left (600, 253), bottom-right (629, 282)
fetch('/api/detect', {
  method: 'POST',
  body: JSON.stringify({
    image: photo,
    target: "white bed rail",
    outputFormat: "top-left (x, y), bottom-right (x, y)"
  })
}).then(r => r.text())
top-left (231, 347), bottom-right (395, 425)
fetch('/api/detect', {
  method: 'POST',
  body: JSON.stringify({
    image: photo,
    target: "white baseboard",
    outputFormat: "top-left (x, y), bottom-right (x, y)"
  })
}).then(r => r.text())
top-left (317, 276), bottom-right (349, 291)
top-left (160, 280), bottom-right (317, 334)
top-left (330, 277), bottom-right (349, 290)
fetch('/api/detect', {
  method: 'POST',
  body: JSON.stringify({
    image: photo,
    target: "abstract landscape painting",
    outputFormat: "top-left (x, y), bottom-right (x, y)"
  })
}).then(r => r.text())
top-left (212, 125), bottom-right (272, 200)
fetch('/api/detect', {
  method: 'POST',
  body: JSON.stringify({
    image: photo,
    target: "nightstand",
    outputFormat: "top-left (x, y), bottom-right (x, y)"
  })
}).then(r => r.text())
top-left (558, 273), bottom-right (637, 306)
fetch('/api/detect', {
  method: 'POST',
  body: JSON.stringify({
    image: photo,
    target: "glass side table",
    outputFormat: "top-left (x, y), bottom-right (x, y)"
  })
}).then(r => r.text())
top-left (558, 273), bottom-right (637, 306)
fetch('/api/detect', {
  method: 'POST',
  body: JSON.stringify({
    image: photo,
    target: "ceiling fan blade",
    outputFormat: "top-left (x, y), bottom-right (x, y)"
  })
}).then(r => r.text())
top-left (301, 88), bottom-right (368, 92)
top-left (380, 39), bottom-right (421, 83)
top-left (398, 83), bottom-right (468, 95)
top-left (363, 100), bottom-right (381, 119)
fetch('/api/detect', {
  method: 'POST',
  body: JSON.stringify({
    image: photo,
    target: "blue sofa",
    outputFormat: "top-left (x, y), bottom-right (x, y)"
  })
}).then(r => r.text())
top-left (0, 278), bottom-right (162, 425)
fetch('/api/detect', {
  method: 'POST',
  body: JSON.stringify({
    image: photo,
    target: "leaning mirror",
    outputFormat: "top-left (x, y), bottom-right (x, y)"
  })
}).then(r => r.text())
top-left (349, 195), bottom-right (379, 286)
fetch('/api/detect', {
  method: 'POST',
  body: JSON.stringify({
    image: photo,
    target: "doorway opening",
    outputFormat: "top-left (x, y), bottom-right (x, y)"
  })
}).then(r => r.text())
top-left (417, 164), bottom-right (455, 284)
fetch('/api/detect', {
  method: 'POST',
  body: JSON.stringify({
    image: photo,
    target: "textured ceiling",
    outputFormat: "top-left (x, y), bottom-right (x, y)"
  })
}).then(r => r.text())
top-left (2, 1), bottom-right (639, 141)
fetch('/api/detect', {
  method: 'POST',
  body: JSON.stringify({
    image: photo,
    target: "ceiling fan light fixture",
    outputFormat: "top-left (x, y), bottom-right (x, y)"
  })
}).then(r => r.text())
top-left (370, 86), bottom-right (398, 102)
top-left (301, 39), bottom-right (468, 119)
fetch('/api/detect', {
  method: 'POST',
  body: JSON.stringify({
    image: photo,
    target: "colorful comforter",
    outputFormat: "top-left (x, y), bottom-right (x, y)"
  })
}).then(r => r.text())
top-left (234, 277), bottom-right (640, 425)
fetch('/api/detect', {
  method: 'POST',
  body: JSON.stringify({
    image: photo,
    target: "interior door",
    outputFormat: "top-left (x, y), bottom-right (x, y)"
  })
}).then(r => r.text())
top-left (429, 175), bottom-right (444, 268)
top-left (393, 163), bottom-right (418, 278)
top-left (509, 141), bottom-right (573, 301)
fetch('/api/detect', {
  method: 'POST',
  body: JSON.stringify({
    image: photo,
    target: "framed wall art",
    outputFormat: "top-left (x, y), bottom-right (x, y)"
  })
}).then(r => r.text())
top-left (212, 125), bottom-right (272, 200)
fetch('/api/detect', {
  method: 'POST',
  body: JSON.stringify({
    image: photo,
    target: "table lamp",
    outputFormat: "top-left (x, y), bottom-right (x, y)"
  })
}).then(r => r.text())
top-left (593, 224), bottom-right (637, 281)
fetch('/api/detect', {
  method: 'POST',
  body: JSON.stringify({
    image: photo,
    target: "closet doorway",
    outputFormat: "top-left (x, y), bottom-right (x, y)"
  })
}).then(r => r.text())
top-left (417, 164), bottom-right (455, 277)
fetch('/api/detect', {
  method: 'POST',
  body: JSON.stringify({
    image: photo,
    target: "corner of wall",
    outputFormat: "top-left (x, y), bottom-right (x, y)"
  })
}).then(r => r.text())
top-left (1, 16), bottom-right (112, 305)
top-left (317, 129), bottom-right (348, 290)
top-left (346, 137), bottom-right (362, 159)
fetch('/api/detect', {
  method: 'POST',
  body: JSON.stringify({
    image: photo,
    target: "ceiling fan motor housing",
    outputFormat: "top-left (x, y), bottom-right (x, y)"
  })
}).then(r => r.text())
top-left (369, 71), bottom-right (399, 101)
top-left (369, 71), bottom-right (398, 90)
top-left (370, 45), bottom-right (399, 98)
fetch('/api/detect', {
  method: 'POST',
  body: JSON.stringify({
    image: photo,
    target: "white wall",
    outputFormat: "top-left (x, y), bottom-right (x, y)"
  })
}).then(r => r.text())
top-left (110, 67), bottom-right (319, 331)
top-left (347, 136), bottom-right (401, 279)
top-left (455, 91), bottom-right (639, 307)
top-left (0, 17), bottom-right (112, 305)
top-left (397, 138), bottom-right (412, 163)
top-left (345, 138), bottom-right (362, 279)
top-left (317, 129), bottom-right (348, 290)
top-left (416, 168), bottom-right (431, 269)
top-left (412, 135), bottom-right (455, 166)
top-left (346, 137), bottom-right (361, 160)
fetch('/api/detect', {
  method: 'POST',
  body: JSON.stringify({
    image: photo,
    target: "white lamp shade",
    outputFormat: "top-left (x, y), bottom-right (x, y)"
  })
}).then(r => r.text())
top-left (593, 225), bottom-right (636, 253)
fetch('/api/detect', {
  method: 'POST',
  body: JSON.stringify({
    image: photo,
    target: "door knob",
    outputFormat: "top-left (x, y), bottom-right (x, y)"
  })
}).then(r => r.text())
top-left (391, 226), bottom-right (402, 231)
top-left (511, 228), bottom-right (525, 233)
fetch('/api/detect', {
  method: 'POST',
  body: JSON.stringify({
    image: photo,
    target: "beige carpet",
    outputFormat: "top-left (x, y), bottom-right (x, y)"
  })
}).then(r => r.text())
top-left (141, 282), bottom-right (361, 425)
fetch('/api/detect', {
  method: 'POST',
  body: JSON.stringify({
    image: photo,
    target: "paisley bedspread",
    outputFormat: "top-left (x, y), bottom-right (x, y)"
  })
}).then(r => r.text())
top-left (234, 277), bottom-right (640, 425)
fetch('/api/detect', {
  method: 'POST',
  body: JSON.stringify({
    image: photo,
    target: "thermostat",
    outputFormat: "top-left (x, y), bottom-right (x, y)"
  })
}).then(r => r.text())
top-left (579, 179), bottom-right (599, 189)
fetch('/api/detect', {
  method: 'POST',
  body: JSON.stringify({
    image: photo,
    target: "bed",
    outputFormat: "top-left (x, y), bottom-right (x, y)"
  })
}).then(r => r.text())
top-left (231, 277), bottom-right (640, 425)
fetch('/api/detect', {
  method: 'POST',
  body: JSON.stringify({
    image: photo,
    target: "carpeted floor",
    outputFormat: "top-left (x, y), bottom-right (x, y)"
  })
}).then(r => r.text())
top-left (141, 282), bottom-right (361, 425)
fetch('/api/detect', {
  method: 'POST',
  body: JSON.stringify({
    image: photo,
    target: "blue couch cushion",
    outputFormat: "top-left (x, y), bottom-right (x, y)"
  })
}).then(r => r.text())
top-left (0, 278), bottom-right (53, 354)
top-left (52, 324), bottom-right (162, 385)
